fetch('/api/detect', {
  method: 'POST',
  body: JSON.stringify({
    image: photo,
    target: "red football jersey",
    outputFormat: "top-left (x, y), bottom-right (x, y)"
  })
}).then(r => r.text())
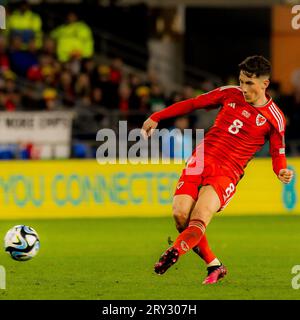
top-left (150, 86), bottom-right (287, 179)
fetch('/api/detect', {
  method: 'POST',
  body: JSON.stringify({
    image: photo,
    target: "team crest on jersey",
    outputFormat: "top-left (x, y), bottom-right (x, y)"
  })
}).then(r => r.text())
top-left (256, 114), bottom-right (266, 126)
top-left (177, 182), bottom-right (184, 190)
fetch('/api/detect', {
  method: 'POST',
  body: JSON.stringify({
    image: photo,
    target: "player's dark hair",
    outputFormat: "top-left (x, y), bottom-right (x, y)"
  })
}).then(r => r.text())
top-left (238, 55), bottom-right (271, 78)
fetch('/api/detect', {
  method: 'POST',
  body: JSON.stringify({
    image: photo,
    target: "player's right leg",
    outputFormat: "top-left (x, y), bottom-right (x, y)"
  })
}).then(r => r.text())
top-left (172, 194), bottom-right (195, 233)
top-left (154, 195), bottom-right (194, 275)
top-left (154, 185), bottom-right (220, 275)
top-left (172, 194), bottom-right (219, 266)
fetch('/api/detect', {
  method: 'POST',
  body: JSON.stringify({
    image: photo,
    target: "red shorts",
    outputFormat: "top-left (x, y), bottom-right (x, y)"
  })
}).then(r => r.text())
top-left (174, 156), bottom-right (239, 211)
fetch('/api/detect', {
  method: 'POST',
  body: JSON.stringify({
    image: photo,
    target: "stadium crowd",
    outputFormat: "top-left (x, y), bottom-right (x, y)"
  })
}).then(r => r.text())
top-left (0, 1), bottom-right (300, 157)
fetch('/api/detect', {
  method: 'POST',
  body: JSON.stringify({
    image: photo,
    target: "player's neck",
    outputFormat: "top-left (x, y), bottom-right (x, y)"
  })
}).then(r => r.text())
top-left (249, 94), bottom-right (269, 108)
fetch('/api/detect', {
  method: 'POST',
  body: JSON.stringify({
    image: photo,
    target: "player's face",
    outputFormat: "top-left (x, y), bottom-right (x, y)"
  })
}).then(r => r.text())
top-left (239, 71), bottom-right (269, 105)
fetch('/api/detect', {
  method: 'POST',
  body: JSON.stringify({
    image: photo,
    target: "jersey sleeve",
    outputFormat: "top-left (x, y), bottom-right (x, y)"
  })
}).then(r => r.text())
top-left (269, 125), bottom-right (287, 176)
top-left (150, 87), bottom-right (226, 122)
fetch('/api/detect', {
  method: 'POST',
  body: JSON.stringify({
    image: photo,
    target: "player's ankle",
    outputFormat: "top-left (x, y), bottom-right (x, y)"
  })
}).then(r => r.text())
top-left (207, 258), bottom-right (221, 267)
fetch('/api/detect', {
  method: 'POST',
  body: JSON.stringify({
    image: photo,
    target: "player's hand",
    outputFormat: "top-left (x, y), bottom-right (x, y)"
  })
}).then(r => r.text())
top-left (141, 117), bottom-right (158, 139)
top-left (278, 168), bottom-right (294, 184)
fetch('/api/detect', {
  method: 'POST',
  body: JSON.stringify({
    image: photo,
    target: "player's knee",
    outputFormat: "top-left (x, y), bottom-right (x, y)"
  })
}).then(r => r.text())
top-left (191, 206), bottom-right (213, 226)
top-left (172, 205), bottom-right (189, 232)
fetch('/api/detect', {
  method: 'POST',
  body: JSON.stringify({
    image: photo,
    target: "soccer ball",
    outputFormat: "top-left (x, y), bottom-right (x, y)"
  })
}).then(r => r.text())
top-left (4, 225), bottom-right (40, 261)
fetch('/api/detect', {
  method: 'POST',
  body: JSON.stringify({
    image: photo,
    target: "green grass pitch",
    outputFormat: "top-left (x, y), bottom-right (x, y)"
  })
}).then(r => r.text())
top-left (0, 215), bottom-right (300, 300)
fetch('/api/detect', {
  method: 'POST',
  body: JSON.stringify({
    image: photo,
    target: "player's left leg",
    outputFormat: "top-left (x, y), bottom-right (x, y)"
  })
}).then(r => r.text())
top-left (193, 235), bottom-right (220, 266)
top-left (192, 186), bottom-right (221, 267)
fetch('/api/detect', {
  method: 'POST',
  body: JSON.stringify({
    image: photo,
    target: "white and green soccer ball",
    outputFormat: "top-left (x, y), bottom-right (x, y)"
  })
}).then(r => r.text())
top-left (4, 225), bottom-right (40, 261)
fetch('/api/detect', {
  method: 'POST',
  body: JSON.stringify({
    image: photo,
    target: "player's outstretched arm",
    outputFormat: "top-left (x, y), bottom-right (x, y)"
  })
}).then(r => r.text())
top-left (141, 87), bottom-right (226, 139)
top-left (278, 168), bottom-right (294, 184)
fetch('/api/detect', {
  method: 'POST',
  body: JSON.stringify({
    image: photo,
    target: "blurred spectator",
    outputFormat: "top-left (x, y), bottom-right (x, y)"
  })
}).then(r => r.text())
top-left (182, 85), bottom-right (195, 99)
top-left (21, 86), bottom-right (40, 110)
top-left (95, 64), bottom-right (115, 108)
top-left (64, 56), bottom-right (82, 77)
top-left (149, 84), bottom-right (166, 112)
top-left (181, 85), bottom-right (198, 129)
top-left (128, 72), bottom-right (142, 92)
top-left (0, 77), bottom-right (22, 111)
top-left (167, 90), bottom-right (183, 105)
top-left (200, 79), bottom-right (215, 92)
top-left (50, 12), bottom-right (94, 63)
top-left (109, 57), bottom-right (123, 85)
top-left (6, 89), bottom-right (22, 111)
top-left (145, 69), bottom-right (160, 87)
top-left (108, 57), bottom-right (123, 108)
top-left (75, 73), bottom-right (91, 97)
top-left (9, 38), bottom-right (38, 76)
top-left (127, 72), bottom-right (143, 110)
top-left (58, 70), bottom-right (75, 107)
top-left (73, 95), bottom-right (104, 138)
top-left (41, 37), bottom-right (57, 58)
top-left (136, 85), bottom-right (150, 112)
top-left (27, 53), bottom-right (58, 84)
top-left (6, 1), bottom-right (42, 49)
top-left (81, 58), bottom-right (96, 78)
top-left (27, 64), bottom-right (42, 82)
top-left (0, 36), bottom-right (10, 72)
top-left (118, 83), bottom-right (132, 113)
top-left (40, 88), bottom-right (60, 111)
top-left (91, 87), bottom-right (104, 107)
top-left (3, 72), bottom-right (17, 91)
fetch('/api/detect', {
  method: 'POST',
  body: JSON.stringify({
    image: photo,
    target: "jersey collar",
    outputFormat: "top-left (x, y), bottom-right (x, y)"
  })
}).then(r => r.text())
top-left (246, 93), bottom-right (273, 109)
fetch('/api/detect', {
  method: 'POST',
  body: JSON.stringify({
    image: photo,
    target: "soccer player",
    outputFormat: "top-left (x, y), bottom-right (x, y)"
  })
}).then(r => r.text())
top-left (141, 55), bottom-right (294, 284)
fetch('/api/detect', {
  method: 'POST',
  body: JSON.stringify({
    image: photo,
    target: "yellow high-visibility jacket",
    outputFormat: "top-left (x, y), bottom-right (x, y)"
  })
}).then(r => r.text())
top-left (7, 9), bottom-right (42, 48)
top-left (51, 21), bottom-right (94, 62)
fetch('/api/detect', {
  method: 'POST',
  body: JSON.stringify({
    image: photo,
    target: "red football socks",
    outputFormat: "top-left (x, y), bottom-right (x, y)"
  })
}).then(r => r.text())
top-left (193, 234), bottom-right (216, 264)
top-left (173, 219), bottom-right (206, 256)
